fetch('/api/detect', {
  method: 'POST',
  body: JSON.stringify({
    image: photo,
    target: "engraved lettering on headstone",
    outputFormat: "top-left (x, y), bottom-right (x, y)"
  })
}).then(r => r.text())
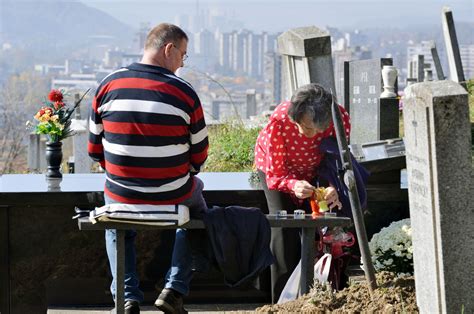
top-left (360, 72), bottom-right (368, 82)
top-left (369, 85), bottom-right (376, 94)
top-left (413, 201), bottom-right (430, 214)
top-left (411, 168), bottom-right (424, 181)
top-left (406, 153), bottom-right (427, 165)
top-left (353, 86), bottom-right (360, 94)
top-left (410, 168), bottom-right (428, 199)
top-left (410, 181), bottom-right (428, 197)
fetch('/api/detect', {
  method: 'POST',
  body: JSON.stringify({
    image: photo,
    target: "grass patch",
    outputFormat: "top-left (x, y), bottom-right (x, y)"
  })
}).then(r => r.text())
top-left (204, 121), bottom-right (261, 172)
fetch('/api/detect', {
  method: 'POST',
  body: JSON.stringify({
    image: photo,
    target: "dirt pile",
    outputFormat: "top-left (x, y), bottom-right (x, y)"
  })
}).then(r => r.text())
top-left (256, 272), bottom-right (418, 313)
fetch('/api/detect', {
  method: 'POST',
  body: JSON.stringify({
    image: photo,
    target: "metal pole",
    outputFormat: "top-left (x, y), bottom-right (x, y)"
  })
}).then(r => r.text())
top-left (330, 97), bottom-right (377, 293)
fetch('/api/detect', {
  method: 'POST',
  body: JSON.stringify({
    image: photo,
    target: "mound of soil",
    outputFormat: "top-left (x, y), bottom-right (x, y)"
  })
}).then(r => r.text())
top-left (256, 272), bottom-right (418, 313)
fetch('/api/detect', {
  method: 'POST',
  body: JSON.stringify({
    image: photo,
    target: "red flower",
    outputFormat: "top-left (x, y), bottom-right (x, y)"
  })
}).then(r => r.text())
top-left (41, 107), bottom-right (53, 115)
top-left (48, 89), bottom-right (63, 102)
top-left (53, 101), bottom-right (65, 110)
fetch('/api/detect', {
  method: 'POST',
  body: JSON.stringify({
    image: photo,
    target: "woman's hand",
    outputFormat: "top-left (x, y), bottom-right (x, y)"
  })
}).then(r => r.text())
top-left (324, 186), bottom-right (342, 210)
top-left (292, 180), bottom-right (315, 199)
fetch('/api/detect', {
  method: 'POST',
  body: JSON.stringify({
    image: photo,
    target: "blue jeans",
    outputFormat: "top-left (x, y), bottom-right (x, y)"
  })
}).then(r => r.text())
top-left (164, 176), bottom-right (207, 296)
top-left (105, 176), bottom-right (207, 302)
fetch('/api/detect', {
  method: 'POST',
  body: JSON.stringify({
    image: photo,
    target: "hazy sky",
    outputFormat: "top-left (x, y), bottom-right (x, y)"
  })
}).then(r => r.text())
top-left (77, 0), bottom-right (473, 31)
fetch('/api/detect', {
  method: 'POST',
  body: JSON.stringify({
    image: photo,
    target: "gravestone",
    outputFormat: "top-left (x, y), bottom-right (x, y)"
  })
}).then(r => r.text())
top-left (278, 26), bottom-right (335, 99)
top-left (429, 41), bottom-right (445, 80)
top-left (406, 78), bottom-right (417, 87)
top-left (442, 7), bottom-right (465, 85)
top-left (71, 119), bottom-right (92, 173)
top-left (27, 134), bottom-right (46, 172)
top-left (346, 58), bottom-right (398, 144)
top-left (403, 80), bottom-right (473, 313)
top-left (423, 68), bottom-right (433, 82)
top-left (343, 61), bottom-right (350, 109)
top-left (27, 133), bottom-right (41, 171)
top-left (212, 101), bottom-right (220, 120)
top-left (246, 89), bottom-right (257, 118)
top-left (408, 54), bottom-right (424, 83)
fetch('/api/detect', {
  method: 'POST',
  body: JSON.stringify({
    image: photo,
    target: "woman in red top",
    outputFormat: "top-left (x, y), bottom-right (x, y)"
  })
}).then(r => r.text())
top-left (254, 83), bottom-right (350, 302)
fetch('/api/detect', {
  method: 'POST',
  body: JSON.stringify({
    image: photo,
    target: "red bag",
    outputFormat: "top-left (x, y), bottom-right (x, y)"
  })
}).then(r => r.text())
top-left (315, 227), bottom-right (359, 290)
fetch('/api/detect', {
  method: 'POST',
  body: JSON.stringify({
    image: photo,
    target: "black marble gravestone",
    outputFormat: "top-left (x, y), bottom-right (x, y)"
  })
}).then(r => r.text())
top-left (345, 58), bottom-right (399, 145)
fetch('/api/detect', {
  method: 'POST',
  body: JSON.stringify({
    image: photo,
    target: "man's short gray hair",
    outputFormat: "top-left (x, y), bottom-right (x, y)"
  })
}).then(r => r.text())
top-left (145, 23), bottom-right (188, 50)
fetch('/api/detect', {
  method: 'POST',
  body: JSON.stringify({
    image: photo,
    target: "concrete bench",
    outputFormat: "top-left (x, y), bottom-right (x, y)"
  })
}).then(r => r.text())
top-left (78, 214), bottom-right (351, 314)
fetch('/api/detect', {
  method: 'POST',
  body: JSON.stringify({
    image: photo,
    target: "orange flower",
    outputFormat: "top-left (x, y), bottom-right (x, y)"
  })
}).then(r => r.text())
top-left (48, 89), bottom-right (63, 102)
top-left (53, 101), bottom-right (65, 110)
top-left (34, 106), bottom-right (53, 121)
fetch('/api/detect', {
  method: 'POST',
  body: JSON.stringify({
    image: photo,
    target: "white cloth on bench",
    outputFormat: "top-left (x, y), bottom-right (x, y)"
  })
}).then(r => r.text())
top-left (89, 203), bottom-right (190, 226)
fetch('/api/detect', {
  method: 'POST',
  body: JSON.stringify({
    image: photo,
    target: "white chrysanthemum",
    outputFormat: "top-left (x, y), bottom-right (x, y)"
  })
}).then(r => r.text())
top-left (369, 218), bottom-right (413, 275)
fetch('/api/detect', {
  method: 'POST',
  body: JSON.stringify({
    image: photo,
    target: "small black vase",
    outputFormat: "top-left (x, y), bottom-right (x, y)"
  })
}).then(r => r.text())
top-left (45, 141), bottom-right (63, 178)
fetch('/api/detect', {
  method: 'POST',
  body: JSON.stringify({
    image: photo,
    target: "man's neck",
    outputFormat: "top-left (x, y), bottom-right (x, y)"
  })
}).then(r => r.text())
top-left (140, 55), bottom-right (163, 68)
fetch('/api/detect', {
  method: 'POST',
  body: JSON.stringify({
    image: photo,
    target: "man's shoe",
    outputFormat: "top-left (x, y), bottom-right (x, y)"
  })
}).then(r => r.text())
top-left (124, 300), bottom-right (140, 314)
top-left (154, 288), bottom-right (188, 314)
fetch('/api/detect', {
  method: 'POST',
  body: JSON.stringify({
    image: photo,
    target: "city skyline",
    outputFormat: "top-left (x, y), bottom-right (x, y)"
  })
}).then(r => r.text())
top-left (77, 0), bottom-right (473, 32)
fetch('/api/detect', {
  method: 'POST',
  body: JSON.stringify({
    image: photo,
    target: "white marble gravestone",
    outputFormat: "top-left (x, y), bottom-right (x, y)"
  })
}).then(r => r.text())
top-left (442, 7), bottom-right (465, 84)
top-left (278, 26), bottom-right (335, 98)
top-left (70, 119), bottom-right (92, 173)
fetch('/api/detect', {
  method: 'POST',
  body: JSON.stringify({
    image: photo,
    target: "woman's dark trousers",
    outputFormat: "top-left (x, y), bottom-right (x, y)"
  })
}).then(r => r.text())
top-left (257, 170), bottom-right (303, 304)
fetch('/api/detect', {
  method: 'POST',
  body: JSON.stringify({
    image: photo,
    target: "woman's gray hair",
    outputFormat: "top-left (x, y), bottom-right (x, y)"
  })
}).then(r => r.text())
top-left (287, 83), bottom-right (335, 130)
top-left (145, 23), bottom-right (188, 50)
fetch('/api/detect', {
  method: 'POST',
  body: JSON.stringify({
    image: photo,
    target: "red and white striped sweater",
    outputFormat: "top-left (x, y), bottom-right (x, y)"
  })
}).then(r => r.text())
top-left (88, 63), bottom-right (208, 204)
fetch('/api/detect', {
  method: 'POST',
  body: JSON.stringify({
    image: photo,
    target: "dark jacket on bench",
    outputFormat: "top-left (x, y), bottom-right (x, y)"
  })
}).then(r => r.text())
top-left (202, 206), bottom-right (275, 287)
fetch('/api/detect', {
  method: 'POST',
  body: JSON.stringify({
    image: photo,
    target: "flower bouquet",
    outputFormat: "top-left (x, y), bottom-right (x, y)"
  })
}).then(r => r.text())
top-left (28, 88), bottom-right (90, 143)
top-left (368, 218), bottom-right (413, 276)
top-left (27, 88), bottom-right (90, 178)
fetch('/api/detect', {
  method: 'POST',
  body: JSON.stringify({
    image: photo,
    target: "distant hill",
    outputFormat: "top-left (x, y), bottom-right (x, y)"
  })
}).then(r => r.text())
top-left (1, 0), bottom-right (135, 51)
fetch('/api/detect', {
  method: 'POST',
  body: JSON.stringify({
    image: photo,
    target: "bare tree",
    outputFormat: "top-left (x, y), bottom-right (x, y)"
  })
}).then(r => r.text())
top-left (0, 72), bottom-right (49, 173)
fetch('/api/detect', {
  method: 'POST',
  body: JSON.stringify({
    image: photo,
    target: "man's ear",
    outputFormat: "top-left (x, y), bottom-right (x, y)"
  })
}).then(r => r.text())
top-left (163, 43), bottom-right (173, 58)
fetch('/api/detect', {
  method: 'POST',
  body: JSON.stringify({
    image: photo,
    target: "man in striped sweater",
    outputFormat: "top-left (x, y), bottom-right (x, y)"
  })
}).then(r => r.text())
top-left (88, 23), bottom-right (208, 314)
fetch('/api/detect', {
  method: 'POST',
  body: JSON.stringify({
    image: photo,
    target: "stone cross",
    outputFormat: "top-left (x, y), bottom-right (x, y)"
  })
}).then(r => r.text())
top-left (403, 80), bottom-right (473, 313)
top-left (442, 7), bottom-right (466, 85)
top-left (277, 26), bottom-right (335, 99)
top-left (346, 58), bottom-right (398, 144)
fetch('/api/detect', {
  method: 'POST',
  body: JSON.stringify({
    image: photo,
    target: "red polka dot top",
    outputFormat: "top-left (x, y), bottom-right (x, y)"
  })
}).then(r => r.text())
top-left (254, 101), bottom-right (351, 194)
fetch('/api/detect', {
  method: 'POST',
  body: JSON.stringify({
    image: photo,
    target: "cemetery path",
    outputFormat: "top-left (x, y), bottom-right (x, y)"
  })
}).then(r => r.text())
top-left (255, 272), bottom-right (418, 313)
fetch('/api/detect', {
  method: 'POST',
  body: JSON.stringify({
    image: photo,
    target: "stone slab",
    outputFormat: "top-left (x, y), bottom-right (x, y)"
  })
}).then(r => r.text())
top-left (442, 7), bottom-right (466, 83)
top-left (278, 26), bottom-right (335, 99)
top-left (347, 58), bottom-right (395, 144)
top-left (277, 26), bottom-right (331, 57)
top-left (403, 80), bottom-right (472, 313)
top-left (47, 303), bottom-right (266, 313)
